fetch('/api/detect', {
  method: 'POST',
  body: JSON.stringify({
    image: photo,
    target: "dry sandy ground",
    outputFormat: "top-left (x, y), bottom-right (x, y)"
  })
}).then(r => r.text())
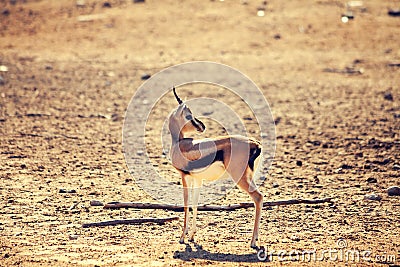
top-left (0, 0), bottom-right (399, 266)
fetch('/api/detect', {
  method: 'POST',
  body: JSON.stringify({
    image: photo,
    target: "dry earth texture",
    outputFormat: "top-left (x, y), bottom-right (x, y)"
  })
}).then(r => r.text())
top-left (0, 0), bottom-right (399, 266)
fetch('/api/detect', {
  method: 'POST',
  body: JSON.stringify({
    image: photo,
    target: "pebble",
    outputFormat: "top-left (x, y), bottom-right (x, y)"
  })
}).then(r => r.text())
top-left (90, 200), bottom-right (104, 206)
top-left (296, 160), bottom-right (302, 167)
top-left (384, 92), bottom-right (393, 101)
top-left (364, 193), bottom-right (382, 201)
top-left (59, 189), bottom-right (77, 194)
top-left (0, 76), bottom-right (4, 85)
top-left (76, 0), bottom-right (85, 7)
top-left (366, 177), bottom-right (377, 183)
top-left (290, 235), bottom-right (300, 241)
top-left (2, 9), bottom-right (10, 16)
top-left (69, 235), bottom-right (79, 240)
top-left (141, 74), bottom-right (151, 80)
top-left (387, 186), bottom-right (400, 196)
top-left (341, 164), bottom-right (353, 169)
top-left (388, 9), bottom-right (400, 17)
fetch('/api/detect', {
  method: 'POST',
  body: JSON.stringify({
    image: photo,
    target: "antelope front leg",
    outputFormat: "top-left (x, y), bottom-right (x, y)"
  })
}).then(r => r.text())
top-left (188, 186), bottom-right (200, 241)
top-left (180, 179), bottom-right (189, 244)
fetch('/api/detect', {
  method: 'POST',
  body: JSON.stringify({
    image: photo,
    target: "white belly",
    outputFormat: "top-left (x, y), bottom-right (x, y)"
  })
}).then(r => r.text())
top-left (189, 161), bottom-right (229, 182)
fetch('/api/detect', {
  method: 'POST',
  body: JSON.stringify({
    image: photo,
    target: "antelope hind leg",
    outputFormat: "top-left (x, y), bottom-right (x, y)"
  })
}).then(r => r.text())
top-left (236, 168), bottom-right (263, 248)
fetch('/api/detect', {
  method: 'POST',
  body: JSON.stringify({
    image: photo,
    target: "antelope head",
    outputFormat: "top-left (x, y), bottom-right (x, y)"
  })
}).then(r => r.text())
top-left (169, 87), bottom-right (206, 141)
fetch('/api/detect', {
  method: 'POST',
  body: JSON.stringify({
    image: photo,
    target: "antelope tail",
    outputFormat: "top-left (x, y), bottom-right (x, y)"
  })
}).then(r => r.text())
top-left (248, 140), bottom-right (262, 171)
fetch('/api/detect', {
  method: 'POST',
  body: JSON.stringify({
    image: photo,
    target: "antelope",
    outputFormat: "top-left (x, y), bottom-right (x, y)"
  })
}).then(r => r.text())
top-left (169, 87), bottom-right (263, 248)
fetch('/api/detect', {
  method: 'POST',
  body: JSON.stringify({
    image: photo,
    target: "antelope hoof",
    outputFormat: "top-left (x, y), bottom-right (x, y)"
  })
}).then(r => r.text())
top-left (250, 239), bottom-right (258, 249)
top-left (188, 232), bottom-right (196, 242)
top-left (179, 237), bottom-right (185, 244)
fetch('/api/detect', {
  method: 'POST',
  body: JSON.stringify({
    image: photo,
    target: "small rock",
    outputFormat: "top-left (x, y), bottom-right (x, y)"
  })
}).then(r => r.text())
top-left (387, 186), bottom-right (400, 196)
top-left (136, 150), bottom-right (144, 156)
top-left (2, 9), bottom-right (10, 16)
top-left (273, 34), bottom-right (281, 39)
top-left (290, 235), bottom-right (300, 241)
top-left (90, 200), bottom-right (104, 206)
top-left (364, 193), bottom-right (382, 201)
top-left (133, 0), bottom-right (145, 3)
top-left (59, 189), bottom-right (77, 194)
top-left (102, 2), bottom-right (111, 8)
top-left (388, 9), bottom-right (400, 17)
top-left (272, 182), bottom-right (279, 188)
top-left (366, 177), bottom-right (377, 183)
top-left (69, 235), bottom-right (79, 240)
top-left (341, 164), bottom-right (353, 169)
top-left (76, 0), bottom-right (85, 7)
top-left (384, 92), bottom-right (393, 101)
top-left (141, 74), bottom-right (151, 80)
top-left (296, 160), bottom-right (302, 167)
top-left (392, 164), bottom-right (400, 171)
top-left (259, 176), bottom-right (266, 181)
top-left (355, 152), bottom-right (363, 158)
top-left (0, 76), bottom-right (5, 86)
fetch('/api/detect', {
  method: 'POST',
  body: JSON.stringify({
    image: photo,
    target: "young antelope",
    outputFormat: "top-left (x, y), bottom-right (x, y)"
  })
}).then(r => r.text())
top-left (169, 87), bottom-right (263, 248)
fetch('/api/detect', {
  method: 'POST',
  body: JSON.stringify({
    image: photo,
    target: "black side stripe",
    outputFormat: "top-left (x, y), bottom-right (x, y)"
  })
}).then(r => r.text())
top-left (180, 150), bottom-right (224, 173)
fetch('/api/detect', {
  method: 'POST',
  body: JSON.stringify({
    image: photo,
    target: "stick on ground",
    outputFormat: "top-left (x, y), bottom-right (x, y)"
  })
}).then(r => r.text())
top-left (103, 198), bottom-right (334, 211)
top-left (82, 216), bottom-right (179, 228)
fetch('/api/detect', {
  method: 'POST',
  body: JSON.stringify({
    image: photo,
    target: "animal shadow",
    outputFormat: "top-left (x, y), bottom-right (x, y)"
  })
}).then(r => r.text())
top-left (173, 242), bottom-right (261, 263)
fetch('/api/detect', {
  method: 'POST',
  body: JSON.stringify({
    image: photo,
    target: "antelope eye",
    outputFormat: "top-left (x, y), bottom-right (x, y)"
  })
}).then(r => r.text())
top-left (185, 114), bottom-right (193, 120)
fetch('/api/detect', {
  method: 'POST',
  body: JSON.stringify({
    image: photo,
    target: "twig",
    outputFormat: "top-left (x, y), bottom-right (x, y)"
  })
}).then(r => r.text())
top-left (103, 198), bottom-right (334, 211)
top-left (18, 131), bottom-right (79, 140)
top-left (323, 67), bottom-right (363, 74)
top-left (69, 201), bottom-right (81, 211)
top-left (387, 62), bottom-right (400, 67)
top-left (82, 216), bottom-right (179, 228)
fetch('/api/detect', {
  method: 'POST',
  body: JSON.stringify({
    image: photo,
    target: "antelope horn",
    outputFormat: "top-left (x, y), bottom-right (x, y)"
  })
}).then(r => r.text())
top-left (173, 86), bottom-right (183, 104)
